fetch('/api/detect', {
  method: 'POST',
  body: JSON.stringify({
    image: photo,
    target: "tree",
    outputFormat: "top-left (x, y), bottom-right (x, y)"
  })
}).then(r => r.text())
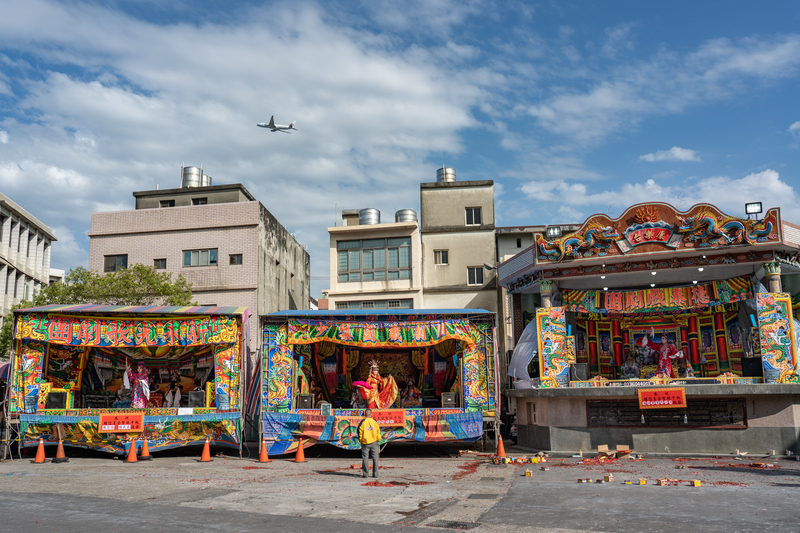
top-left (0, 265), bottom-right (194, 358)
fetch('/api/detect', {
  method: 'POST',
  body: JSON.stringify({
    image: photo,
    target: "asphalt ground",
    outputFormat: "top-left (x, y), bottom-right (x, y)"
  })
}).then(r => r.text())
top-left (1, 443), bottom-right (799, 533)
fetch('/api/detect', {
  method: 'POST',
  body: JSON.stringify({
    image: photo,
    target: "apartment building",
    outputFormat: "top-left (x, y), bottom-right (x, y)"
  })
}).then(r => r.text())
top-left (88, 168), bottom-right (311, 351)
top-left (0, 193), bottom-right (56, 324)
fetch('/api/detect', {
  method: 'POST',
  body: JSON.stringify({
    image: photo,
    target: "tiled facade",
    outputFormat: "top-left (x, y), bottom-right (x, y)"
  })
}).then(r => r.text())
top-left (89, 186), bottom-right (310, 351)
top-left (0, 193), bottom-right (56, 324)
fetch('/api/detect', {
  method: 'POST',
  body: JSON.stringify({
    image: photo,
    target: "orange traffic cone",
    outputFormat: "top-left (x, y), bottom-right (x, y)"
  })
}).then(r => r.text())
top-left (126, 438), bottom-right (138, 463)
top-left (199, 437), bottom-right (211, 462)
top-left (293, 438), bottom-right (306, 463)
top-left (496, 437), bottom-right (506, 458)
top-left (33, 438), bottom-right (46, 464)
top-left (139, 438), bottom-right (152, 461)
top-left (53, 439), bottom-right (69, 463)
top-left (258, 438), bottom-right (271, 463)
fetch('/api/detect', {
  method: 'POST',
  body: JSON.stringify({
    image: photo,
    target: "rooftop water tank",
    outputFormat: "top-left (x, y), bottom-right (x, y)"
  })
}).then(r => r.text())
top-left (436, 166), bottom-right (456, 182)
top-left (395, 209), bottom-right (417, 223)
top-left (181, 166), bottom-right (203, 188)
top-left (359, 208), bottom-right (381, 225)
top-left (201, 173), bottom-right (212, 187)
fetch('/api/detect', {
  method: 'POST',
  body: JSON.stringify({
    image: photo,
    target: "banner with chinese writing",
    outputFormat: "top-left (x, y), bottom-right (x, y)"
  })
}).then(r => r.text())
top-left (563, 276), bottom-right (752, 314)
top-left (372, 409), bottom-right (407, 427)
top-left (638, 388), bottom-right (687, 409)
top-left (15, 313), bottom-right (240, 347)
top-left (99, 413), bottom-right (145, 433)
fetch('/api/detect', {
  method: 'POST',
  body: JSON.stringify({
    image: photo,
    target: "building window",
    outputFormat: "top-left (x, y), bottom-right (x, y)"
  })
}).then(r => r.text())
top-left (336, 237), bottom-right (411, 283)
top-left (467, 266), bottom-right (484, 285)
top-left (516, 238), bottom-right (522, 248)
top-left (104, 254), bottom-right (128, 272)
top-left (337, 299), bottom-right (413, 310)
top-left (160, 200), bottom-right (175, 208)
top-left (434, 250), bottom-right (449, 265)
top-left (183, 249), bottom-right (218, 267)
top-left (466, 207), bottom-right (482, 226)
top-left (154, 258), bottom-right (167, 269)
top-left (229, 254), bottom-right (243, 265)
top-left (192, 198), bottom-right (208, 205)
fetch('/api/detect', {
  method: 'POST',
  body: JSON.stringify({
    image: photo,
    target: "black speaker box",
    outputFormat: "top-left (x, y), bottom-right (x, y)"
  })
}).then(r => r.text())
top-left (570, 363), bottom-right (588, 382)
top-left (46, 391), bottom-right (68, 410)
top-left (297, 394), bottom-right (314, 409)
top-left (741, 357), bottom-right (763, 377)
top-left (187, 391), bottom-right (206, 407)
top-left (441, 392), bottom-right (457, 408)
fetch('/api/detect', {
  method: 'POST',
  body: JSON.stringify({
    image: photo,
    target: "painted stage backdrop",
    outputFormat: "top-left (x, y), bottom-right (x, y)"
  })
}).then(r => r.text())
top-left (262, 315), bottom-right (495, 450)
top-left (10, 311), bottom-right (246, 453)
top-left (756, 293), bottom-right (799, 383)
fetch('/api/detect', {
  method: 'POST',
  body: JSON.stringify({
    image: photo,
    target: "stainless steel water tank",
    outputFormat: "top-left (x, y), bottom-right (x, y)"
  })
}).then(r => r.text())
top-left (359, 208), bottom-right (381, 225)
top-left (182, 166), bottom-right (203, 188)
top-left (436, 167), bottom-right (456, 182)
top-left (201, 173), bottom-right (212, 187)
top-left (395, 209), bottom-right (417, 223)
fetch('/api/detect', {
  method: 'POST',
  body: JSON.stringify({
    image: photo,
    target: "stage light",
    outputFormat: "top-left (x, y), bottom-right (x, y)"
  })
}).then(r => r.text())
top-left (650, 283), bottom-right (655, 287)
top-left (745, 202), bottom-right (762, 215)
top-left (603, 287), bottom-right (608, 291)
top-left (692, 280), bottom-right (698, 284)
top-left (702, 255), bottom-right (706, 259)
top-left (601, 275), bottom-right (606, 279)
top-left (698, 267), bottom-right (704, 272)
top-left (545, 226), bottom-right (562, 239)
top-left (651, 271), bottom-right (657, 276)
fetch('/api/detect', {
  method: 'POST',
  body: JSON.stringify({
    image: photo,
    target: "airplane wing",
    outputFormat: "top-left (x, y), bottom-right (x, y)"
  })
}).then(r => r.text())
top-left (275, 129), bottom-right (291, 134)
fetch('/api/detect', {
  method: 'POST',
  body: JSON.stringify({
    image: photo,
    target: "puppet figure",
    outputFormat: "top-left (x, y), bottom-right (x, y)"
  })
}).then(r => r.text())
top-left (124, 360), bottom-right (151, 409)
top-left (356, 360), bottom-right (398, 409)
top-left (639, 328), bottom-right (684, 378)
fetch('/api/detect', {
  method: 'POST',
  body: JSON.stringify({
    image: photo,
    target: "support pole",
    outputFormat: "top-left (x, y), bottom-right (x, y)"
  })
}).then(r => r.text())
top-left (714, 313), bottom-right (729, 371)
top-left (688, 317), bottom-right (700, 365)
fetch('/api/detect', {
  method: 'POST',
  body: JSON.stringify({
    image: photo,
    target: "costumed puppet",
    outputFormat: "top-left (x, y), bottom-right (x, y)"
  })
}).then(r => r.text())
top-left (401, 377), bottom-right (422, 408)
top-left (620, 351), bottom-right (640, 379)
top-left (638, 328), bottom-right (684, 378)
top-left (124, 360), bottom-right (151, 408)
top-left (355, 360), bottom-right (399, 409)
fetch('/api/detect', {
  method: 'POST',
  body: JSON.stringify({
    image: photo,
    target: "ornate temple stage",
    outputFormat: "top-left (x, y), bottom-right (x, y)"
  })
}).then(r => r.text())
top-left (260, 310), bottom-right (498, 455)
top-left (500, 202), bottom-right (800, 453)
top-left (7, 305), bottom-right (250, 455)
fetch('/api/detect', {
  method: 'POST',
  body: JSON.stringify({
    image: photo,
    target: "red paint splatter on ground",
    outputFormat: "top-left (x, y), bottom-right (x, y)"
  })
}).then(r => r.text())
top-left (362, 481), bottom-right (408, 487)
top-left (710, 481), bottom-right (751, 487)
top-left (452, 461), bottom-right (480, 480)
top-left (350, 464), bottom-right (398, 469)
top-left (411, 481), bottom-right (433, 485)
top-left (242, 466), bottom-right (270, 470)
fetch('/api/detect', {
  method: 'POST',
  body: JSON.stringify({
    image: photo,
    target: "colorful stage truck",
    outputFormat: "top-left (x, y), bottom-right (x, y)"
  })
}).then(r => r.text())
top-left (261, 310), bottom-right (498, 455)
top-left (7, 305), bottom-right (251, 455)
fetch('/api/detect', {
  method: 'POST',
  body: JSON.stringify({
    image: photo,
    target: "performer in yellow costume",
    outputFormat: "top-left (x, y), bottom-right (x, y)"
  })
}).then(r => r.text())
top-left (356, 360), bottom-right (398, 409)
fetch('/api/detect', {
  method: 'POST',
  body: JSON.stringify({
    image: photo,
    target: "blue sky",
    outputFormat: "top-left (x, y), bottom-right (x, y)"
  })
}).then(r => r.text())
top-left (1, 1), bottom-right (799, 297)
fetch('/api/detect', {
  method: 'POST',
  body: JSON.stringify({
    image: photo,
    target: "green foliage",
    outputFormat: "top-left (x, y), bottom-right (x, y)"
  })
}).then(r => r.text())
top-left (0, 264), bottom-right (194, 358)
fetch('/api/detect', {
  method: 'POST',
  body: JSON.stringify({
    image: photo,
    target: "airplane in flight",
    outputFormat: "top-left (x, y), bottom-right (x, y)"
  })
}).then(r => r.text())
top-left (257, 116), bottom-right (297, 133)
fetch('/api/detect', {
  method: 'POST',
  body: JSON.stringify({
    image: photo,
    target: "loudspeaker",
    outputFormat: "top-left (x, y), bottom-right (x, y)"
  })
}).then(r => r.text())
top-left (741, 357), bottom-right (763, 377)
top-left (297, 394), bottom-right (314, 409)
top-left (187, 391), bottom-right (205, 407)
top-left (46, 391), bottom-right (68, 410)
top-left (570, 363), bottom-right (588, 382)
top-left (441, 392), bottom-right (457, 408)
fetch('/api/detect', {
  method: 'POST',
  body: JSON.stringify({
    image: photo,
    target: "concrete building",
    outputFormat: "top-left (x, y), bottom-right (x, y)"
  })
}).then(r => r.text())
top-left (0, 192), bottom-right (56, 324)
top-left (327, 209), bottom-right (422, 310)
top-left (88, 170), bottom-right (311, 351)
top-left (420, 168), bottom-right (497, 312)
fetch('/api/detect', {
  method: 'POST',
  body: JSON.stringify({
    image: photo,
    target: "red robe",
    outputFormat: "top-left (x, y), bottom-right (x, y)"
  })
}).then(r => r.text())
top-left (640, 338), bottom-right (682, 378)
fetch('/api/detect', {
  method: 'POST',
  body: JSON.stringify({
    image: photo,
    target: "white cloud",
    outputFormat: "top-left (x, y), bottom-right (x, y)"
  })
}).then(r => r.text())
top-left (639, 146), bottom-right (702, 162)
top-left (0, 130), bottom-right (7, 144)
top-left (520, 169), bottom-right (800, 222)
top-left (0, 2), bottom-right (496, 296)
top-left (790, 121), bottom-right (800, 134)
top-left (526, 35), bottom-right (800, 143)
